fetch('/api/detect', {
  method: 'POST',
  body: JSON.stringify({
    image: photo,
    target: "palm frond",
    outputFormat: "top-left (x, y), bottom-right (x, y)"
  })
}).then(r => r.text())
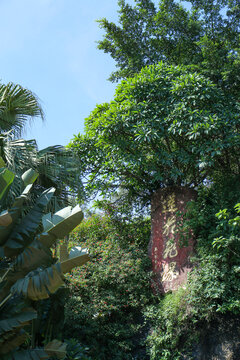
top-left (1, 134), bottom-right (84, 212)
top-left (0, 83), bottom-right (44, 138)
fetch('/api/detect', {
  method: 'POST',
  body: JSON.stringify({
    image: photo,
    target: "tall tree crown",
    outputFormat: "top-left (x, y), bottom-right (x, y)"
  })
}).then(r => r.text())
top-left (69, 63), bottom-right (240, 210)
top-left (97, 0), bottom-right (240, 97)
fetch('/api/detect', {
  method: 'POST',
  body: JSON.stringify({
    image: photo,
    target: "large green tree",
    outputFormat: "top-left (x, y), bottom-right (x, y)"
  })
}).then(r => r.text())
top-left (97, 0), bottom-right (240, 97)
top-left (69, 63), bottom-right (240, 211)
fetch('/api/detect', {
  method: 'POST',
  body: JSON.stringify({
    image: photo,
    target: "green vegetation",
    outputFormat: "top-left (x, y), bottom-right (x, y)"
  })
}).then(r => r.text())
top-left (1, 1), bottom-right (240, 358)
top-left (65, 1), bottom-right (240, 358)
top-left (69, 62), bottom-right (239, 212)
top-left (64, 213), bottom-right (152, 359)
top-left (145, 178), bottom-right (240, 359)
top-left (0, 166), bottom-right (89, 358)
top-left (0, 81), bottom-right (89, 359)
top-left (97, 0), bottom-right (240, 97)
top-left (0, 82), bottom-right (44, 137)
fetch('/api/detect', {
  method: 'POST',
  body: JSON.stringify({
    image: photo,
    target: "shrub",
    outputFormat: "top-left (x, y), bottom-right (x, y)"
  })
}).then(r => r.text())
top-left (145, 287), bottom-right (193, 360)
top-left (64, 213), bottom-right (153, 359)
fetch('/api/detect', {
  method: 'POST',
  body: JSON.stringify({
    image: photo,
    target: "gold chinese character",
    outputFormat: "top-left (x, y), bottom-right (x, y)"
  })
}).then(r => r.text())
top-left (163, 239), bottom-right (178, 259)
top-left (162, 194), bottom-right (178, 213)
top-left (163, 216), bottom-right (176, 236)
top-left (162, 261), bottom-right (179, 282)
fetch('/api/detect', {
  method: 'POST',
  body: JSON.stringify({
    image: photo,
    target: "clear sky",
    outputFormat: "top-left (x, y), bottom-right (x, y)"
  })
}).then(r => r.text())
top-left (0, 0), bottom-right (190, 150)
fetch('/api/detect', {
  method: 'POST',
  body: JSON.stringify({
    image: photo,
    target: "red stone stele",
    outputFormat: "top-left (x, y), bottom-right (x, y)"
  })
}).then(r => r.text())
top-left (148, 187), bottom-right (196, 293)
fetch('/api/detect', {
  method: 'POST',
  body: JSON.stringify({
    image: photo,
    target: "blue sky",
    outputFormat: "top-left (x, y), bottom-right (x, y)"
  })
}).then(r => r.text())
top-left (0, 0), bottom-right (190, 150)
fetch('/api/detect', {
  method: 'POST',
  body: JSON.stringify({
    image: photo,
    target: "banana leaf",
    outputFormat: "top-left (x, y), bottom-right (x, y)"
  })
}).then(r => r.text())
top-left (11, 263), bottom-right (64, 301)
top-left (3, 187), bottom-right (55, 257)
top-left (40, 204), bottom-right (84, 248)
top-left (44, 339), bottom-right (67, 359)
top-left (0, 184), bottom-right (34, 247)
top-left (11, 251), bottom-right (90, 301)
top-left (0, 168), bottom-right (14, 205)
top-left (0, 330), bottom-right (28, 355)
top-left (0, 308), bottom-right (37, 335)
top-left (1, 348), bottom-right (49, 360)
top-left (0, 156), bottom-right (5, 167)
top-left (21, 169), bottom-right (38, 187)
top-left (0, 245), bottom-right (52, 298)
top-left (61, 253), bottom-right (90, 274)
top-left (0, 210), bottom-right (13, 227)
top-left (13, 242), bottom-right (52, 273)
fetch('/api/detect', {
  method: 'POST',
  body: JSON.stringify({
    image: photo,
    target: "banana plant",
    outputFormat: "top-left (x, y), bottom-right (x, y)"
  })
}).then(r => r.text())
top-left (0, 167), bottom-right (90, 359)
top-left (0, 132), bottom-right (84, 212)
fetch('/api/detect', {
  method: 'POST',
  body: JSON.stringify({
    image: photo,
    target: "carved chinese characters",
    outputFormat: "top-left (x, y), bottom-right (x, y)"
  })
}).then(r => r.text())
top-left (149, 187), bottom-right (196, 293)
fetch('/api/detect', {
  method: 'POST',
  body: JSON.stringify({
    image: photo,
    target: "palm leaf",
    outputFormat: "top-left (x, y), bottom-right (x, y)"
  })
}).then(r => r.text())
top-left (1, 134), bottom-right (83, 212)
top-left (0, 135), bottom-right (38, 208)
top-left (37, 145), bottom-right (84, 209)
top-left (0, 82), bottom-right (44, 138)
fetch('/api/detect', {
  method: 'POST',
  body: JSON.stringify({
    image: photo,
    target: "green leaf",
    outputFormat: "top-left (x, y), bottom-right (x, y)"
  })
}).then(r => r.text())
top-left (21, 169), bottom-right (39, 186)
top-left (61, 253), bottom-right (90, 274)
top-left (40, 205), bottom-right (84, 248)
top-left (0, 168), bottom-right (15, 204)
top-left (2, 348), bottom-right (49, 360)
top-left (44, 340), bottom-right (67, 359)
top-left (3, 187), bottom-right (55, 257)
top-left (11, 263), bottom-right (65, 301)
top-left (0, 308), bottom-right (37, 335)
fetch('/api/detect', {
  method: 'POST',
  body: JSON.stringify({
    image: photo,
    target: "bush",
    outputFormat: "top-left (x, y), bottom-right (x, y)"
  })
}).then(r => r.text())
top-left (145, 288), bottom-right (193, 360)
top-left (64, 213), bottom-right (153, 359)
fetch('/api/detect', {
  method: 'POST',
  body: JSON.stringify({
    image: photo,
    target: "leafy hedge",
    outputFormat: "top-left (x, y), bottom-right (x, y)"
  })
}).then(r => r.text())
top-left (63, 213), bottom-right (153, 360)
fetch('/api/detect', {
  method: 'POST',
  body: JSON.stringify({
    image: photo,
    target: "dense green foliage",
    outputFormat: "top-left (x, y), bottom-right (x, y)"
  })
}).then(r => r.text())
top-left (64, 213), bottom-right (152, 359)
top-left (145, 177), bottom-right (240, 359)
top-left (0, 132), bottom-right (83, 212)
top-left (69, 63), bottom-right (240, 211)
top-left (0, 166), bottom-right (90, 359)
top-left (68, 3), bottom-right (240, 355)
top-left (97, 0), bottom-right (240, 97)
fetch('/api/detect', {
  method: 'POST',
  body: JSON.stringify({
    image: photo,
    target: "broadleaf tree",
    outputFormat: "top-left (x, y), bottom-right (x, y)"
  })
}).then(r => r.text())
top-left (69, 63), bottom-right (240, 213)
top-left (97, 0), bottom-right (240, 97)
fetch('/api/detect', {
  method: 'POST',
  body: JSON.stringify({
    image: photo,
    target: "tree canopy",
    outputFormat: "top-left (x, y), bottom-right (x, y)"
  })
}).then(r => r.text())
top-left (69, 63), bottom-right (240, 210)
top-left (97, 0), bottom-right (240, 97)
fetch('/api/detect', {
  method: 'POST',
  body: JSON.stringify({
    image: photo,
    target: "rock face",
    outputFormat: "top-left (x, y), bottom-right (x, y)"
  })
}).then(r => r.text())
top-left (149, 186), bottom-right (196, 293)
top-left (183, 315), bottom-right (240, 360)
